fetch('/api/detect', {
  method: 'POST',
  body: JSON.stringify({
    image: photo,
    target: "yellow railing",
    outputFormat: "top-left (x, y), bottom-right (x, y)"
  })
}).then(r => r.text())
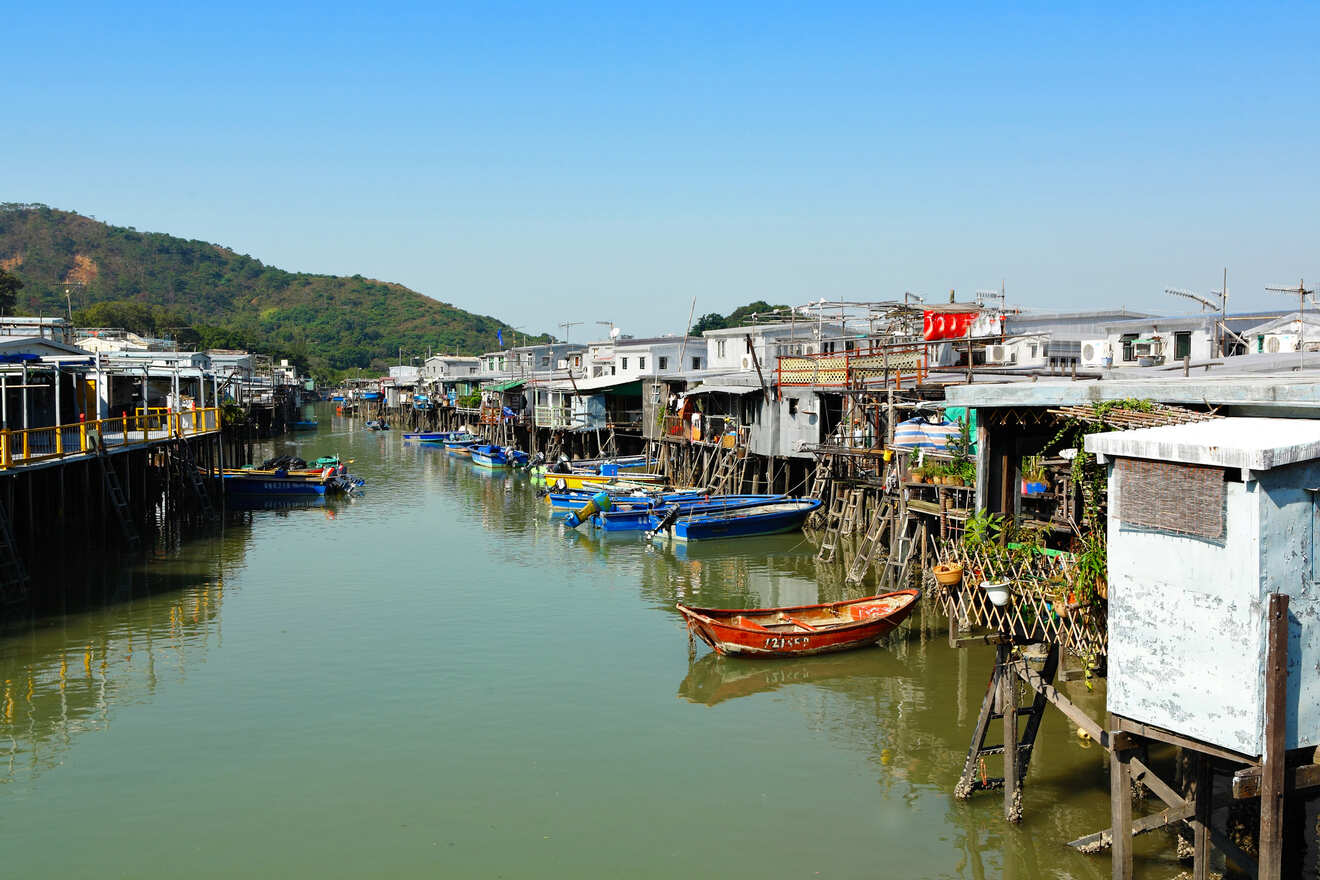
top-left (0, 407), bottom-right (221, 469)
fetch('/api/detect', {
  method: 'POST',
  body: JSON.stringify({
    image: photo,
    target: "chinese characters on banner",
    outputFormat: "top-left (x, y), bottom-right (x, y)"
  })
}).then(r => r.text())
top-left (922, 311), bottom-right (977, 340)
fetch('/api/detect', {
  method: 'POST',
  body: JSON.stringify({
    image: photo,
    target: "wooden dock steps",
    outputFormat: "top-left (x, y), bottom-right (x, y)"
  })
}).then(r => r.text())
top-left (97, 448), bottom-right (140, 551)
top-left (0, 496), bottom-right (30, 605)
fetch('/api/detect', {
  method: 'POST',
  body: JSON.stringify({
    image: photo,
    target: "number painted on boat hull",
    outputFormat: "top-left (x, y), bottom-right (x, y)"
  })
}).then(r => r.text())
top-left (763, 636), bottom-right (811, 649)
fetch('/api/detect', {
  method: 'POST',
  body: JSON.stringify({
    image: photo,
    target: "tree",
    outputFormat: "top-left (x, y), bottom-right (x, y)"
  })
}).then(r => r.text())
top-left (0, 268), bottom-right (22, 315)
top-left (690, 312), bottom-right (726, 334)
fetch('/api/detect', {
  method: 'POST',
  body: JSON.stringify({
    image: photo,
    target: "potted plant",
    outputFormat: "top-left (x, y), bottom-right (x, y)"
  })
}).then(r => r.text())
top-left (1075, 528), bottom-right (1107, 604)
top-left (963, 509), bottom-right (1010, 605)
top-left (933, 560), bottom-right (964, 586)
top-left (1020, 455), bottom-right (1048, 495)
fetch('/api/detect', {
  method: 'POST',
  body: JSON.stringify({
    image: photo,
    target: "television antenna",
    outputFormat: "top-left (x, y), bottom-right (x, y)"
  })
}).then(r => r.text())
top-left (1264, 278), bottom-right (1315, 370)
top-left (558, 321), bottom-right (582, 344)
top-left (975, 284), bottom-right (1006, 311)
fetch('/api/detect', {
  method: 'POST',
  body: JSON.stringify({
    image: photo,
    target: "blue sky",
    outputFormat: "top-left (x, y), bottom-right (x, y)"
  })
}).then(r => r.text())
top-left (5, 1), bottom-right (1317, 337)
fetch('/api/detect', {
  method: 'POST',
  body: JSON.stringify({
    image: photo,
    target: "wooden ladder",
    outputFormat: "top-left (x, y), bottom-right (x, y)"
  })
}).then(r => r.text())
top-left (840, 488), bottom-right (864, 533)
top-left (880, 514), bottom-right (918, 590)
top-left (0, 496), bottom-right (30, 605)
top-left (172, 439), bottom-right (216, 520)
top-left (815, 491), bottom-right (849, 562)
top-left (709, 448), bottom-right (739, 495)
top-left (846, 495), bottom-right (894, 584)
top-left (955, 645), bottom-right (1058, 823)
top-left (98, 449), bottom-right (141, 551)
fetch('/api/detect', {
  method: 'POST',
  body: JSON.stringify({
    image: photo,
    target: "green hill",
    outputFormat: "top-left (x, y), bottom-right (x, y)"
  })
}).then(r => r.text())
top-left (0, 203), bottom-right (546, 378)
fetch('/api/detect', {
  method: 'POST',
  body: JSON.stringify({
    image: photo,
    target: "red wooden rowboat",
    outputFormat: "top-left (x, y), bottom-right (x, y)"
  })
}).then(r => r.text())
top-left (676, 589), bottom-right (920, 658)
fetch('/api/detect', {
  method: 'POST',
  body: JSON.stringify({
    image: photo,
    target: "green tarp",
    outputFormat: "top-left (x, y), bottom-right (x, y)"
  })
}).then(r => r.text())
top-left (486, 379), bottom-right (526, 392)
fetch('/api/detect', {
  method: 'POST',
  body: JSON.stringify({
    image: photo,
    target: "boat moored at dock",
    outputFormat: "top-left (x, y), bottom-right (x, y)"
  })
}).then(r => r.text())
top-left (649, 498), bottom-right (821, 541)
top-left (676, 589), bottom-right (920, 657)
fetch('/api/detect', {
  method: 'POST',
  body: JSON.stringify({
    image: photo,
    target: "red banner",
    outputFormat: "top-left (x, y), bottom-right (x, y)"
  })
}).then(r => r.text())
top-left (923, 311), bottom-right (977, 341)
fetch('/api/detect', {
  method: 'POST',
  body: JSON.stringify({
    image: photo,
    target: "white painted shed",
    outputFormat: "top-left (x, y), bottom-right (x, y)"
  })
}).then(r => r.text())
top-left (1086, 418), bottom-right (1320, 757)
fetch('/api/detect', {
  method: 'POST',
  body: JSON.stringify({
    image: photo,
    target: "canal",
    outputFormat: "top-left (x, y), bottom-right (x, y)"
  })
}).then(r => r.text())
top-left (0, 406), bottom-right (1166, 878)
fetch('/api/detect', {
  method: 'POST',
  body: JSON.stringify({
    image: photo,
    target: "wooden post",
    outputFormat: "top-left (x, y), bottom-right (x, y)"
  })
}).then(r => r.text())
top-left (1002, 651), bottom-right (1021, 822)
top-left (1193, 752), bottom-right (1212, 880)
top-left (1259, 592), bottom-right (1289, 880)
top-left (1110, 731), bottom-right (1135, 880)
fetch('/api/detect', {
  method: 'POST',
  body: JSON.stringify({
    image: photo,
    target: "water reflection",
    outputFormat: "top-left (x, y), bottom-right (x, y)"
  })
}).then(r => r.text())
top-left (0, 576), bottom-right (230, 786)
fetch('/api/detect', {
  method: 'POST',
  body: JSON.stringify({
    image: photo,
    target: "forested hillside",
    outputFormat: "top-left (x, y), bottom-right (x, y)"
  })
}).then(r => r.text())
top-left (0, 204), bottom-right (545, 377)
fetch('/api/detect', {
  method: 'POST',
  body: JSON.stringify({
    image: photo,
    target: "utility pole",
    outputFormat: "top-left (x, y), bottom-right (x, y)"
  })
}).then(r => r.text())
top-left (558, 321), bottom-right (582, 344)
top-left (1265, 279), bottom-right (1315, 371)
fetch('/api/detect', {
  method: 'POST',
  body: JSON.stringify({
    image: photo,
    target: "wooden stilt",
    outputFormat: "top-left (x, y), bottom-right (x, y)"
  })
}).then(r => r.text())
top-left (1110, 731), bottom-right (1135, 880)
top-left (1002, 649), bottom-right (1020, 822)
top-left (1193, 752), bottom-right (1213, 880)
top-left (1259, 592), bottom-right (1289, 880)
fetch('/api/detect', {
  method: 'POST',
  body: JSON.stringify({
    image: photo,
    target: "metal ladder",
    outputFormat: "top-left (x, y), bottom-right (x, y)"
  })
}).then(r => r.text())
top-left (98, 448), bottom-right (140, 550)
top-left (0, 495), bottom-right (30, 605)
top-left (846, 496), bottom-right (894, 584)
top-left (172, 439), bottom-right (216, 520)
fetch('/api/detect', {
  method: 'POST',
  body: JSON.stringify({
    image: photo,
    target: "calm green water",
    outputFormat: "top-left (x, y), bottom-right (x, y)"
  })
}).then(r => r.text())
top-left (0, 406), bottom-right (1162, 878)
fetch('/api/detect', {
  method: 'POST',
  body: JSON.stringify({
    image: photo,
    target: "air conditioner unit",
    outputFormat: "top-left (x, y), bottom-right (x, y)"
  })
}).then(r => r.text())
top-left (1080, 339), bottom-right (1110, 367)
top-left (984, 344), bottom-right (1012, 365)
top-left (556, 359), bottom-right (568, 369)
top-left (803, 343), bottom-right (817, 355)
top-left (740, 354), bottom-right (754, 371)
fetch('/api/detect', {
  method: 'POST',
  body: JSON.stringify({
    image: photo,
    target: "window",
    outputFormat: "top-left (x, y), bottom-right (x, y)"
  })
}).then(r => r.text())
top-left (541, 357), bottom-right (550, 367)
top-left (716, 340), bottom-right (726, 358)
top-left (1174, 332), bottom-right (1192, 360)
top-left (1121, 333), bottom-right (1139, 362)
top-left (691, 357), bottom-right (701, 369)
top-left (658, 356), bottom-right (668, 370)
top-left (638, 357), bottom-right (646, 370)
top-left (844, 340), bottom-right (855, 352)
top-left (621, 357), bottom-right (628, 370)
top-left (1028, 343), bottom-right (1037, 358)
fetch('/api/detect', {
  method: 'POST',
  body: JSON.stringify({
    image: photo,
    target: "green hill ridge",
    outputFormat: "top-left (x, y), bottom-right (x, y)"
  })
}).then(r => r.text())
top-left (0, 203), bottom-right (546, 378)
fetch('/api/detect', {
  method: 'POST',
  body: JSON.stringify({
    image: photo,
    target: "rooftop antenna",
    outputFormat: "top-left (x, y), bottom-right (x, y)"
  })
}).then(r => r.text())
top-left (1265, 278), bottom-right (1315, 370)
top-left (558, 321), bottom-right (582, 344)
top-left (903, 291), bottom-right (924, 305)
top-left (975, 288), bottom-right (1006, 310)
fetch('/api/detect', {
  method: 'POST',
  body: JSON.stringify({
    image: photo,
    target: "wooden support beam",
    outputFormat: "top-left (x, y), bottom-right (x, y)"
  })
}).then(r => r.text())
top-left (1002, 653), bottom-right (1020, 822)
top-left (1067, 802), bottom-right (1194, 851)
top-left (1193, 753), bottom-right (1212, 880)
top-left (1259, 592), bottom-right (1288, 880)
top-left (1232, 761), bottom-right (1320, 799)
top-left (1129, 755), bottom-right (1186, 811)
top-left (1114, 716), bottom-right (1256, 765)
top-left (1110, 738), bottom-right (1135, 879)
top-left (1015, 659), bottom-right (1107, 748)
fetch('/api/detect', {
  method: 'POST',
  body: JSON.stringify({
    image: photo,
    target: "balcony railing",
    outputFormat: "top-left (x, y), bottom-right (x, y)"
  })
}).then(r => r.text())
top-left (777, 346), bottom-right (927, 388)
top-left (0, 406), bottom-right (221, 469)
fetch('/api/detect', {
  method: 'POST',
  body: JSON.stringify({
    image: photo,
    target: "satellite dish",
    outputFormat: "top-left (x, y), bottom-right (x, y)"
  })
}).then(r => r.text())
top-left (609, 327), bottom-right (621, 339)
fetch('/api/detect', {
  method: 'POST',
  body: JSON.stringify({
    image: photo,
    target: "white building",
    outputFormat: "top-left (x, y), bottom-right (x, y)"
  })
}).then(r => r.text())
top-left (421, 354), bottom-right (481, 382)
top-left (1240, 312), bottom-right (1320, 355)
top-left (702, 321), bottom-right (847, 375)
top-left (611, 336), bottom-right (704, 380)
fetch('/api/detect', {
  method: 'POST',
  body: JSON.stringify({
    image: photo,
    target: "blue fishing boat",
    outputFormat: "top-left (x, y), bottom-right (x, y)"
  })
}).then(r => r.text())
top-left (593, 495), bottom-right (789, 532)
top-left (648, 498), bottom-right (822, 541)
top-left (402, 431), bottom-right (450, 443)
top-left (291, 419), bottom-right (319, 431)
top-left (471, 445), bottom-right (530, 469)
top-left (444, 436), bottom-right (479, 456)
top-left (223, 472), bottom-right (329, 496)
top-left (365, 419), bottom-right (390, 431)
top-left (545, 489), bottom-right (709, 511)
